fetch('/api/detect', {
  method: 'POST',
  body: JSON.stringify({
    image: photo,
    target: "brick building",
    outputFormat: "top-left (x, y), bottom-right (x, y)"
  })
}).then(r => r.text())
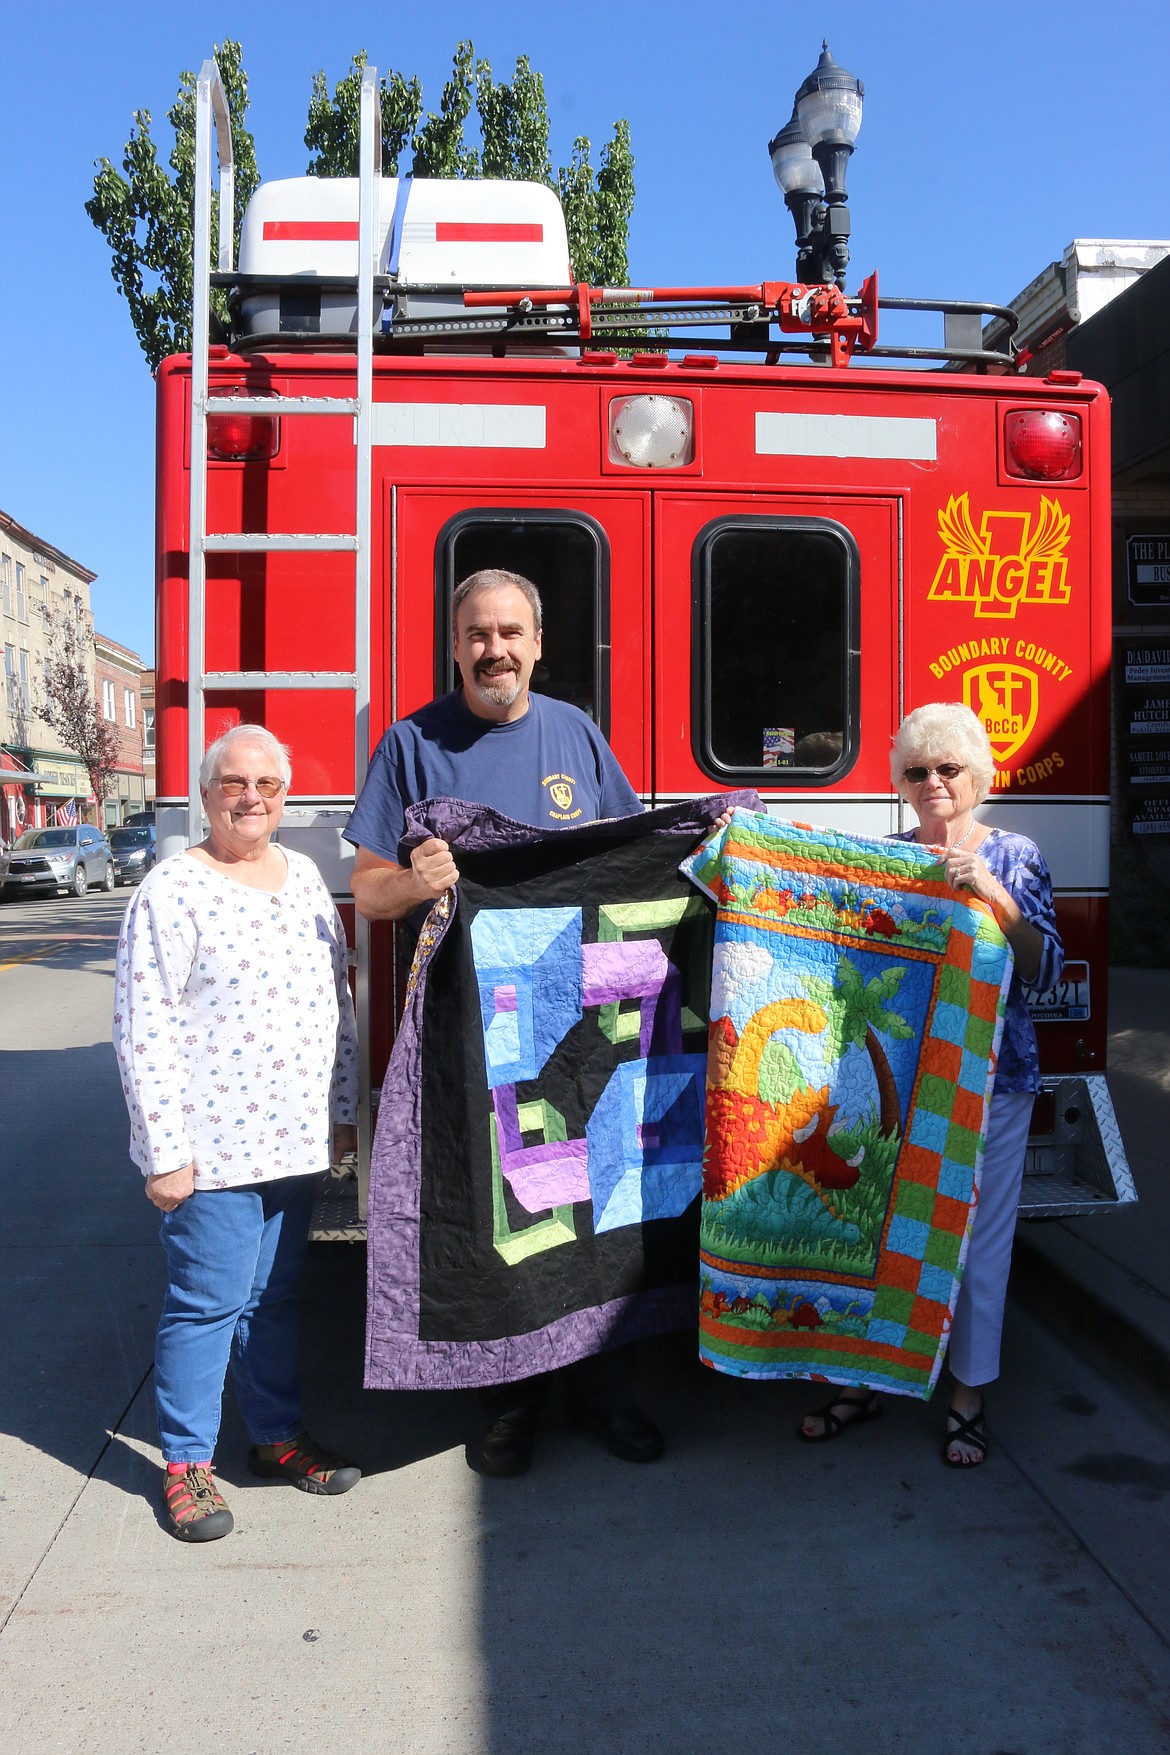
top-left (93, 632), bottom-right (146, 827)
top-left (1, 509), bottom-right (97, 840)
top-left (139, 667), bottom-right (155, 807)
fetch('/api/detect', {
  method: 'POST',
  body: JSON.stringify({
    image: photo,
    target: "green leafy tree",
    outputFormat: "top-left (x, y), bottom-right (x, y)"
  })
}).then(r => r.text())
top-left (306, 42), bottom-right (632, 281)
top-left (89, 39), bottom-right (635, 370)
top-left (304, 51), bottom-right (423, 176)
top-left (559, 120), bottom-right (635, 286)
top-left (86, 40), bottom-right (260, 372)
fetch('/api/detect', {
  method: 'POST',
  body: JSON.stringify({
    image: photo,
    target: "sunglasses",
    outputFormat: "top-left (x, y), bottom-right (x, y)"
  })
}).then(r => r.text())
top-left (903, 763), bottom-right (965, 784)
top-left (213, 775), bottom-right (285, 798)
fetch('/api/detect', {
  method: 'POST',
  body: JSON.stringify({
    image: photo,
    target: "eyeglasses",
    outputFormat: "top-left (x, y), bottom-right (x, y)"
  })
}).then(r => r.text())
top-left (213, 775), bottom-right (286, 798)
top-left (903, 763), bottom-right (965, 784)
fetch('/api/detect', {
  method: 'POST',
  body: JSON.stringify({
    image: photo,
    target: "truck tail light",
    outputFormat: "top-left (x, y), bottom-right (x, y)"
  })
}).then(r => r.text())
top-left (608, 395), bottom-right (694, 468)
top-left (207, 394), bottom-right (280, 461)
top-left (1004, 409), bottom-right (1081, 481)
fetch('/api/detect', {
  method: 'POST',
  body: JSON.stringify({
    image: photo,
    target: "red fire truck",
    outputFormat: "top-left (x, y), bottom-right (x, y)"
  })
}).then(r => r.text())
top-left (154, 59), bottom-right (1134, 1234)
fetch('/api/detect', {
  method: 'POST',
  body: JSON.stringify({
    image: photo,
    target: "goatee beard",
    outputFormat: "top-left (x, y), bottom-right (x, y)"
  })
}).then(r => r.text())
top-left (474, 666), bottom-right (521, 707)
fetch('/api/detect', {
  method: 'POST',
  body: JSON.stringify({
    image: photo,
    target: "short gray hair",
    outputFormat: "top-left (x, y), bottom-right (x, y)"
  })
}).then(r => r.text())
top-left (452, 569), bottom-right (542, 634)
top-left (199, 723), bottom-right (292, 791)
top-left (891, 702), bottom-right (995, 804)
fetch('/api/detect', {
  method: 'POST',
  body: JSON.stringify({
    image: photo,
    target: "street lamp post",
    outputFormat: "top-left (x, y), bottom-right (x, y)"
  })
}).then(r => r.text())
top-left (768, 42), bottom-right (864, 290)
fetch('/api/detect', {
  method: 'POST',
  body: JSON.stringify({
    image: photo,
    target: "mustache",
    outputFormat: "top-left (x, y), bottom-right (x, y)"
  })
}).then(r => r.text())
top-left (475, 657), bottom-right (519, 675)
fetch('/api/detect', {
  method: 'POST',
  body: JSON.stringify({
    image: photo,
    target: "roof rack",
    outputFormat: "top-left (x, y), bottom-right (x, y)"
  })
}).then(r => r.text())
top-left (215, 267), bottom-right (1020, 370)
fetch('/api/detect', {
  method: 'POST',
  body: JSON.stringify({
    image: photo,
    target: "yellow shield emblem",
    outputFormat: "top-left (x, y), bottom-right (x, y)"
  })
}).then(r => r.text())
top-left (549, 781), bottom-right (574, 811)
top-left (963, 664), bottom-right (1039, 762)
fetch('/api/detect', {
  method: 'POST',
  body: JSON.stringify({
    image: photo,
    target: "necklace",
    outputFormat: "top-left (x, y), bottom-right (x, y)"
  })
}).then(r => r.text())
top-left (916, 818), bottom-right (976, 851)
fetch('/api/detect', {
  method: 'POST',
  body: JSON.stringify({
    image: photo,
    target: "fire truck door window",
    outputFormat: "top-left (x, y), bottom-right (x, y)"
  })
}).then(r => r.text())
top-left (697, 519), bottom-right (857, 782)
top-left (438, 513), bottom-right (608, 730)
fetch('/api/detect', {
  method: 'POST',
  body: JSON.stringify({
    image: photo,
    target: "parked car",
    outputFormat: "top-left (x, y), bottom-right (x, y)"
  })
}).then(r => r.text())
top-left (109, 823), bottom-right (157, 885)
top-left (123, 809), bottom-right (156, 828)
top-left (0, 825), bottom-right (115, 898)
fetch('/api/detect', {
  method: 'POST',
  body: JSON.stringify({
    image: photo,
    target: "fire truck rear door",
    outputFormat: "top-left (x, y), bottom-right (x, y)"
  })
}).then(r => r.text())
top-left (391, 488), bottom-right (651, 794)
top-left (652, 492), bottom-right (901, 828)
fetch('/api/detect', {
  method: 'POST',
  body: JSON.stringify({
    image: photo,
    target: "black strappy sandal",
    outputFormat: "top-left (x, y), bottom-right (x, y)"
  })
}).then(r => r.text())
top-left (942, 1401), bottom-right (988, 1468)
top-left (797, 1389), bottom-right (882, 1443)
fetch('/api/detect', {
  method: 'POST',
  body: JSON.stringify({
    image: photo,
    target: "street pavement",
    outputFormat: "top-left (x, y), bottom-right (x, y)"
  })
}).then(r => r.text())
top-left (1, 890), bottom-right (1169, 1755)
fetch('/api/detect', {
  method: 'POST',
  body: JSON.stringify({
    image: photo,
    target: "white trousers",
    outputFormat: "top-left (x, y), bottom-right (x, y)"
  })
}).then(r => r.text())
top-left (947, 1089), bottom-right (1036, 1389)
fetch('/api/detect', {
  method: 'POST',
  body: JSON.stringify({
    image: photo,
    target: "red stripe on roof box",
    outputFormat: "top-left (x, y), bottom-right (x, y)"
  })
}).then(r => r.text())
top-left (262, 221), bottom-right (361, 241)
top-left (435, 223), bottom-right (544, 243)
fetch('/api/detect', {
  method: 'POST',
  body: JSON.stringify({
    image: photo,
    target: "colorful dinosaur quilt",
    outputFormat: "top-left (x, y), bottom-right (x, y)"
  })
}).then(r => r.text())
top-left (364, 792), bottom-right (757, 1391)
top-left (682, 810), bottom-right (1013, 1398)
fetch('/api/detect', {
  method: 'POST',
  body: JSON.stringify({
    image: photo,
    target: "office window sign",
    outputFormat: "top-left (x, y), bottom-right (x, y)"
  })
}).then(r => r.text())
top-left (1127, 535), bottom-right (1170, 608)
top-left (1124, 647), bottom-right (1170, 686)
top-left (1122, 651), bottom-right (1170, 838)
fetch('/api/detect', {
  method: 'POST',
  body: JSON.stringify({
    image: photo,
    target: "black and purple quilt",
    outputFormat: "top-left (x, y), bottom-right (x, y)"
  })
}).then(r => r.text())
top-left (364, 794), bottom-right (755, 1389)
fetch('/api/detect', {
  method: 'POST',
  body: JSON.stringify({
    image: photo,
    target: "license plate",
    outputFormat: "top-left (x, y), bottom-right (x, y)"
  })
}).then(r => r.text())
top-left (1027, 959), bottom-right (1090, 1022)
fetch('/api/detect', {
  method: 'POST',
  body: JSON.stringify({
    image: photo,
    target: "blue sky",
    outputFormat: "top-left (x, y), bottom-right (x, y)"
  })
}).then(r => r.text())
top-left (4, 1), bottom-right (1170, 661)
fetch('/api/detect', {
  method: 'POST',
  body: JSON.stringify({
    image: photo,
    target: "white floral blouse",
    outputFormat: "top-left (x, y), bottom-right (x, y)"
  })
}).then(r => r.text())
top-left (113, 847), bottom-right (358, 1189)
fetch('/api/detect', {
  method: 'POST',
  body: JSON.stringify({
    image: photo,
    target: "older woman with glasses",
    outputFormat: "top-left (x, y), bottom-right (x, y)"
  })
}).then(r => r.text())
top-left (800, 701), bottom-right (1063, 1466)
top-left (113, 724), bottom-right (360, 1539)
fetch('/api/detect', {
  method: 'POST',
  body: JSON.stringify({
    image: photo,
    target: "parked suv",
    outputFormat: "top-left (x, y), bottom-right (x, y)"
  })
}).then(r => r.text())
top-left (0, 825), bottom-right (115, 898)
top-left (109, 823), bottom-right (157, 886)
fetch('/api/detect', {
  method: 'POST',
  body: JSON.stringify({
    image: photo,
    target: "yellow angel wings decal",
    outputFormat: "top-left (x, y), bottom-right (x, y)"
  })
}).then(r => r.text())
top-left (937, 492), bottom-right (990, 559)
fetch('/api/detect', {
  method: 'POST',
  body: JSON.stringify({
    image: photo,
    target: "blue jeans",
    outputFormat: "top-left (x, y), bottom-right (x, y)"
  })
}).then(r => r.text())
top-left (155, 1174), bottom-right (317, 1463)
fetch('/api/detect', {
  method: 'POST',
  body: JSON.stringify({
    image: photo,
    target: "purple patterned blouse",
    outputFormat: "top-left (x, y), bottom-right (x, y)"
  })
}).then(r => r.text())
top-left (893, 827), bottom-right (1064, 1093)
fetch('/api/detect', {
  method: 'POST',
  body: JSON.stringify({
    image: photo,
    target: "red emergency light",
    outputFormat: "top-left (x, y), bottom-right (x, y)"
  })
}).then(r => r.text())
top-left (207, 392), bottom-right (280, 462)
top-left (1004, 409), bottom-right (1081, 481)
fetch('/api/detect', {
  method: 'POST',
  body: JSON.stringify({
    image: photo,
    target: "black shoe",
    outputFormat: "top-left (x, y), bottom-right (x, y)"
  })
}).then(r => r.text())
top-left (477, 1407), bottom-right (539, 1478)
top-left (570, 1402), bottom-right (665, 1463)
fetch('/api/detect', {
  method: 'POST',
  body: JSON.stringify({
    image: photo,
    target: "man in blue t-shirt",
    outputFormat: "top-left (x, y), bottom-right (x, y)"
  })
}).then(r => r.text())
top-left (345, 568), bottom-right (662, 1479)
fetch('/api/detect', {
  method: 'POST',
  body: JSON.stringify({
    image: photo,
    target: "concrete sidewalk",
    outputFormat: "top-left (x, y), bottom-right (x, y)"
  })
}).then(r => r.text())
top-left (1011, 964), bottom-right (1170, 1414)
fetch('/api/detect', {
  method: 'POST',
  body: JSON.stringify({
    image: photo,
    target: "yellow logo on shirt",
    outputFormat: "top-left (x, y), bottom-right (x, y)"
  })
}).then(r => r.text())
top-left (543, 774), bottom-right (581, 820)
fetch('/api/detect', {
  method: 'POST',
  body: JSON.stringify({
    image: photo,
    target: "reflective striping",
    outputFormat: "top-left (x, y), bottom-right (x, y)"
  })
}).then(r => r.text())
top-left (262, 221), bottom-right (359, 241)
top-left (434, 222), bottom-right (543, 243)
top-left (756, 411), bottom-right (938, 461)
top-left (372, 402), bottom-right (546, 449)
top-left (261, 221), bottom-right (544, 245)
top-left (978, 798), bottom-right (1110, 891)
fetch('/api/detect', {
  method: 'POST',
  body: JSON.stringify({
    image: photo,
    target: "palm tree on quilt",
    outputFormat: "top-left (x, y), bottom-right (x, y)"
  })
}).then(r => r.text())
top-left (801, 953), bottom-right (914, 1139)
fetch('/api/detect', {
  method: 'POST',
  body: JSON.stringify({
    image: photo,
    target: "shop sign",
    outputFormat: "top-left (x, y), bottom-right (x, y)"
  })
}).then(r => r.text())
top-left (1127, 535), bottom-right (1170, 608)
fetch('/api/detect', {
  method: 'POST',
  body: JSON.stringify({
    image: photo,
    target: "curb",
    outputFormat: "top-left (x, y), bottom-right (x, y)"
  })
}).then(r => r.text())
top-left (1010, 1221), bottom-right (1170, 1422)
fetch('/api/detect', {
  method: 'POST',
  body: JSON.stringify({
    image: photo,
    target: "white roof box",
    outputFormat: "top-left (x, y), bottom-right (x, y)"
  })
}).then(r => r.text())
top-left (237, 176), bottom-right (571, 289)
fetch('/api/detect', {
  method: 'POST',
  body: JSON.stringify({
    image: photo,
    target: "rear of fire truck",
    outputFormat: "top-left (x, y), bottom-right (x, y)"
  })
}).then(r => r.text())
top-left (154, 58), bottom-right (1135, 1235)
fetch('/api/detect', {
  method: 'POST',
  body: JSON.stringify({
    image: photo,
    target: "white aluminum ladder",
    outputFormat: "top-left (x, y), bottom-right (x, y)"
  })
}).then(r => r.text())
top-left (188, 57), bottom-right (380, 1218)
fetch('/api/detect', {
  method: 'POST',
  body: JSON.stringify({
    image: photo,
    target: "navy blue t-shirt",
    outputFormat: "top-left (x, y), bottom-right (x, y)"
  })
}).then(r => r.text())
top-left (345, 689), bottom-right (642, 865)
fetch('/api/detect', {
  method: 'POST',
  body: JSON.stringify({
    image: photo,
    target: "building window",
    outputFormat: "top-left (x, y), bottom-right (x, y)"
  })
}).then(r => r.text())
top-left (693, 516), bottom-right (858, 783)
top-left (143, 708), bottom-right (155, 750)
top-left (18, 650), bottom-right (30, 713)
top-left (36, 577), bottom-right (48, 615)
top-left (102, 678), bottom-right (116, 720)
top-left (124, 688), bottom-right (137, 729)
top-left (1, 555), bottom-right (11, 618)
top-left (4, 645), bottom-right (16, 713)
top-left (15, 563), bottom-right (27, 623)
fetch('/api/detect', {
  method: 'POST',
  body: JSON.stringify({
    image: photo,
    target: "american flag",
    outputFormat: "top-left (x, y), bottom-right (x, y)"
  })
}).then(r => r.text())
top-left (55, 800), bottom-right (77, 827)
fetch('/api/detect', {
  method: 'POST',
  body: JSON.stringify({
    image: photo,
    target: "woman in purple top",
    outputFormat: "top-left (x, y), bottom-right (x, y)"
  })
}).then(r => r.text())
top-left (799, 702), bottom-right (1063, 1466)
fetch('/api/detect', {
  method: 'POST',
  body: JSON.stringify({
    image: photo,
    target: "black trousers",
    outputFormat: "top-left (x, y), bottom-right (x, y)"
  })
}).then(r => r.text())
top-left (480, 1342), bottom-right (638, 1418)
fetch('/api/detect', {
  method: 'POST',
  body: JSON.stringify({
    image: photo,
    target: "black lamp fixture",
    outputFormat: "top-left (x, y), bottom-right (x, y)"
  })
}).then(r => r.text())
top-left (768, 42), bottom-right (864, 289)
